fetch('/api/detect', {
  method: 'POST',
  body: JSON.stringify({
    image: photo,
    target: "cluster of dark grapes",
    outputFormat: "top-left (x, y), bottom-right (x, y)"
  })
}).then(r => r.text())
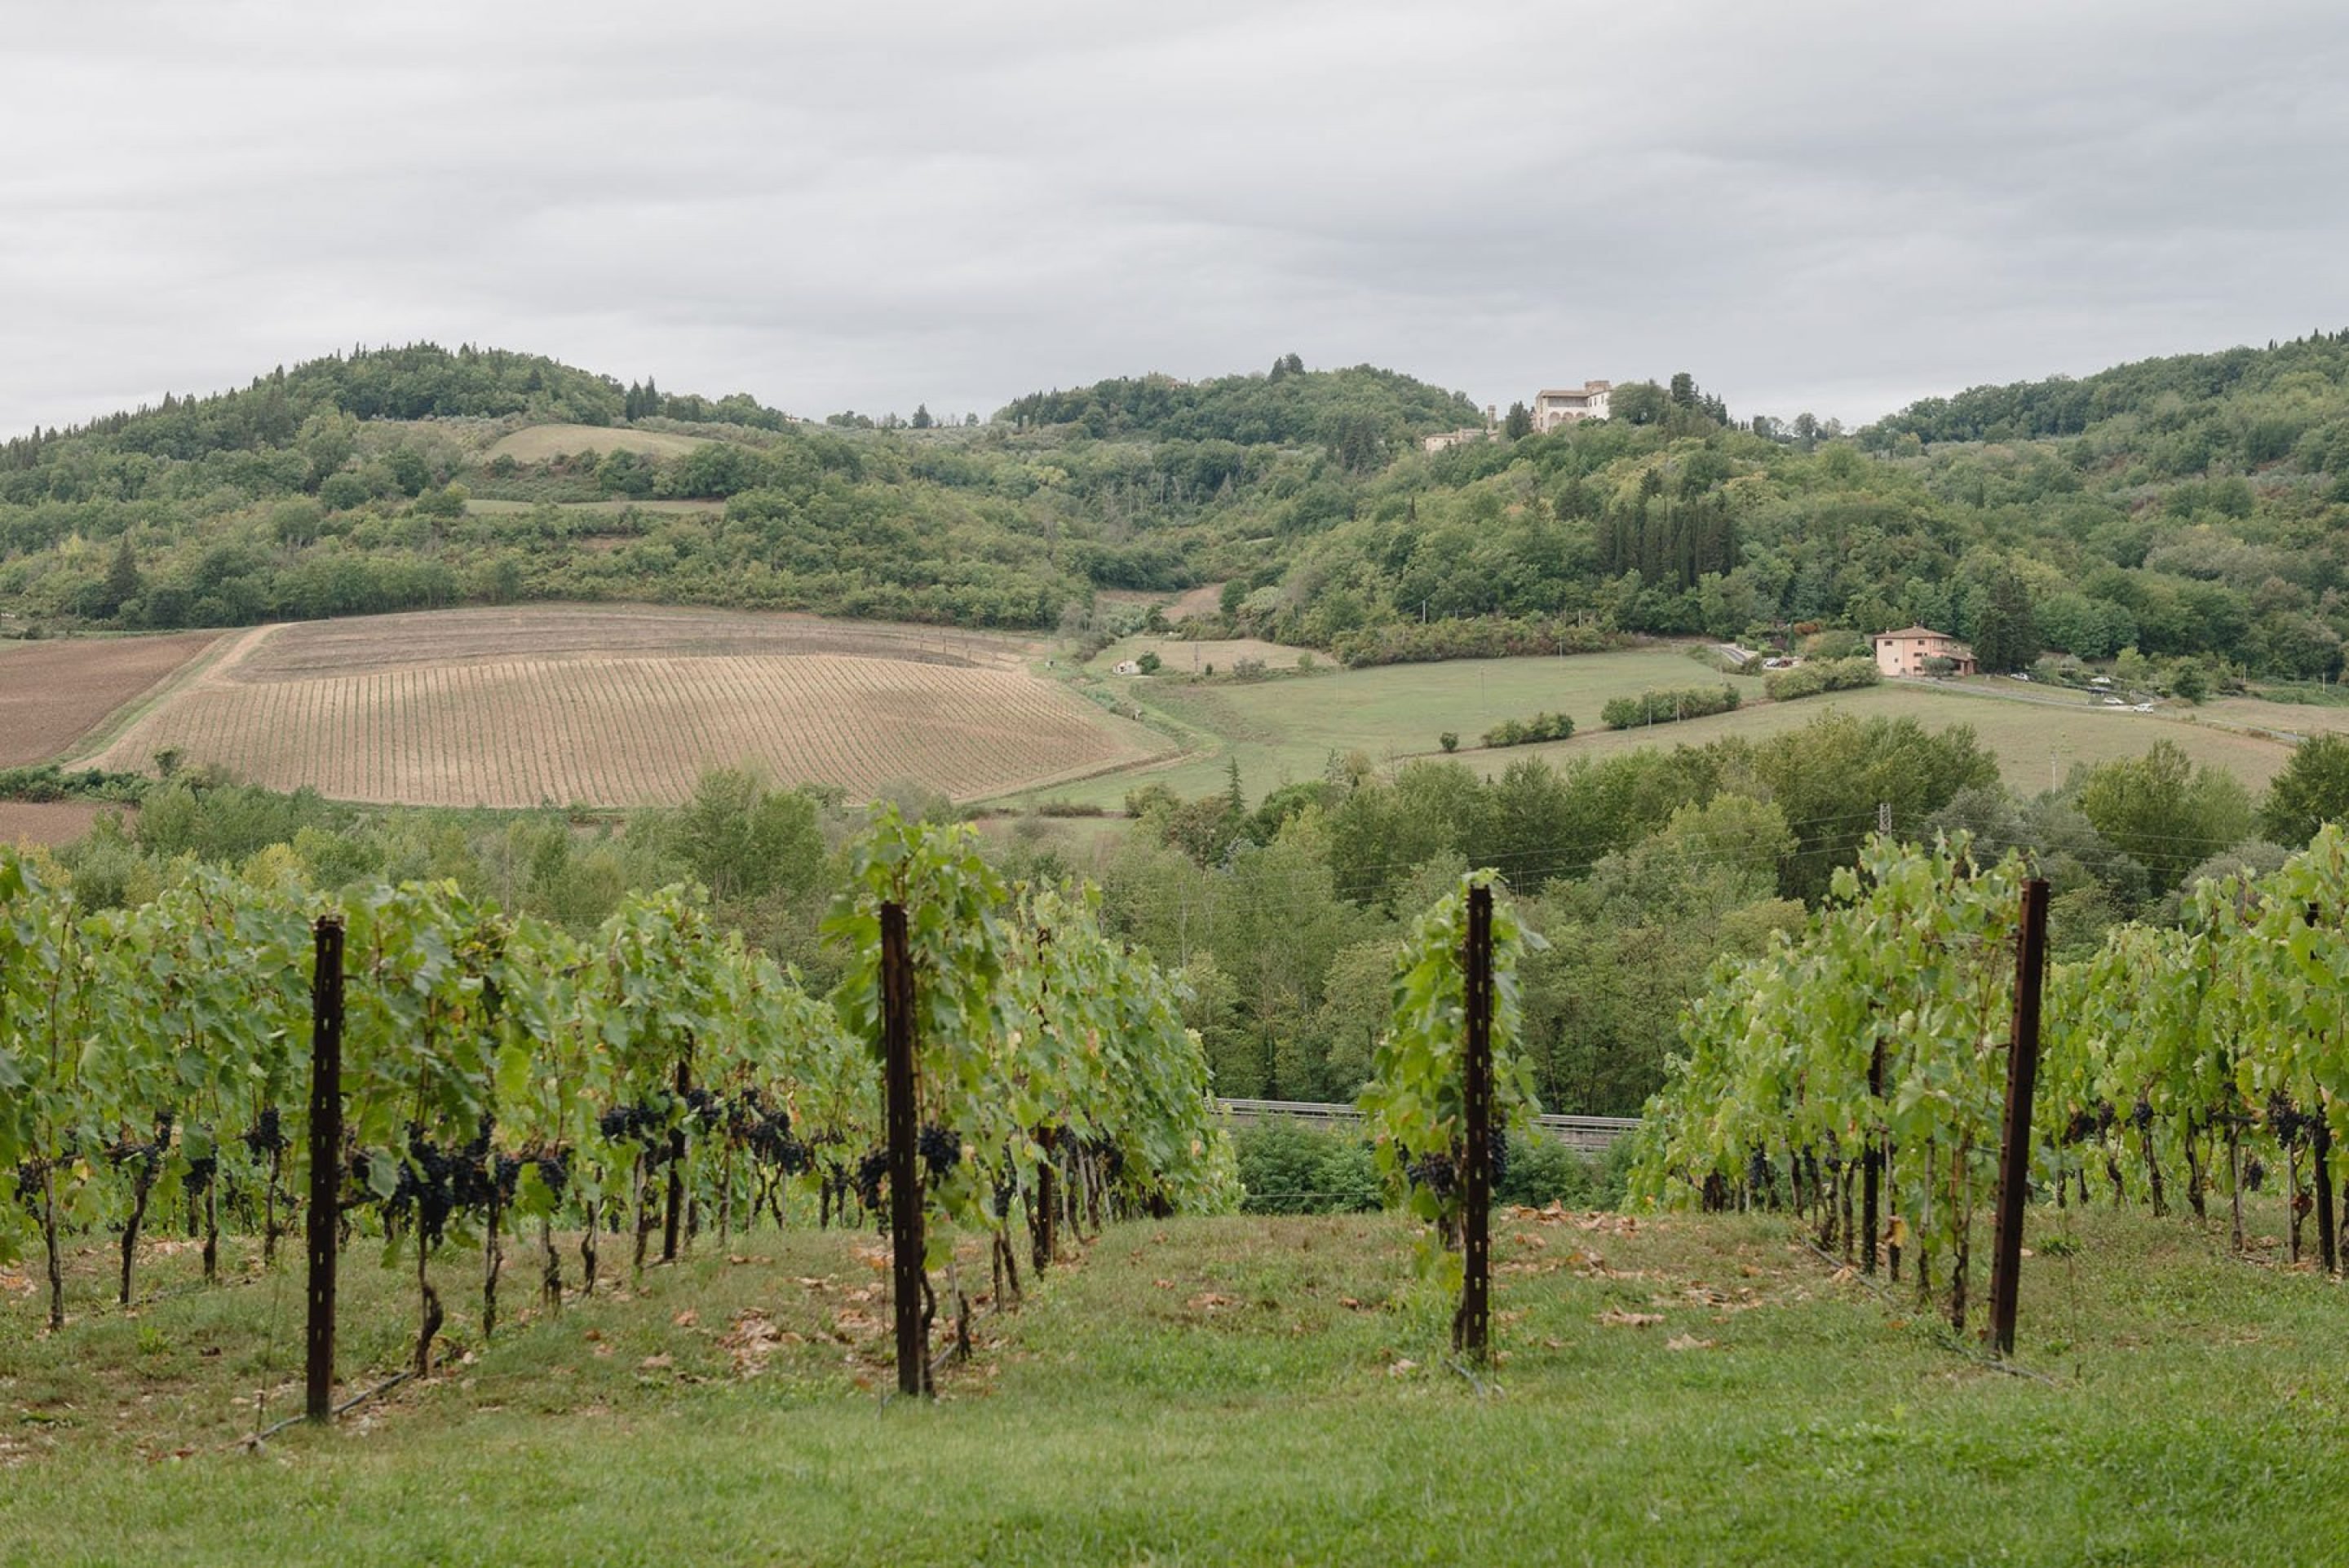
top-left (241, 1106), bottom-right (286, 1159)
top-left (918, 1123), bottom-right (961, 1180)
top-left (853, 1150), bottom-right (891, 1208)
top-left (384, 1130), bottom-right (458, 1248)
top-left (728, 1090), bottom-right (811, 1173)
top-left (11, 1161), bottom-right (41, 1208)
top-left (181, 1152), bottom-right (219, 1200)
top-left (529, 1149), bottom-right (570, 1202)
top-left (2131, 1096), bottom-right (2156, 1133)
top-left (2267, 1093), bottom-right (2311, 1148)
top-left (1745, 1149), bottom-right (1772, 1193)
top-left (449, 1130), bottom-right (520, 1214)
top-left (683, 1087), bottom-right (723, 1133)
top-left (106, 1131), bottom-right (167, 1177)
top-left (2245, 1156), bottom-right (2268, 1192)
top-left (597, 1102), bottom-right (666, 1145)
top-left (1407, 1152), bottom-right (1456, 1199)
top-left (1085, 1137), bottom-right (1126, 1186)
top-left (2062, 1101), bottom-right (2118, 1146)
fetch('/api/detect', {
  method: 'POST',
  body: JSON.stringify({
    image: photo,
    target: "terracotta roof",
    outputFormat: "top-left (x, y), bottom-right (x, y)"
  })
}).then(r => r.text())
top-left (1873, 625), bottom-right (1961, 642)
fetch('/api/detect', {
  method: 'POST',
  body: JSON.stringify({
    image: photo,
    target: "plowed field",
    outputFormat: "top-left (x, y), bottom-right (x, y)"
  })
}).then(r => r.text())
top-left (0, 630), bottom-right (223, 766)
top-left (84, 607), bottom-right (1166, 806)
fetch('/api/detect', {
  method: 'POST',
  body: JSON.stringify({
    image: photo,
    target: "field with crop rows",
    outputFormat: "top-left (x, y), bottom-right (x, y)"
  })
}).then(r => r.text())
top-left (81, 606), bottom-right (1168, 806)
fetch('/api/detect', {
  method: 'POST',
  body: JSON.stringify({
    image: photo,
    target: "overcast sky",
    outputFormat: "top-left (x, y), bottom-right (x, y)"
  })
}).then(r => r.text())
top-left (6, 0), bottom-right (2347, 437)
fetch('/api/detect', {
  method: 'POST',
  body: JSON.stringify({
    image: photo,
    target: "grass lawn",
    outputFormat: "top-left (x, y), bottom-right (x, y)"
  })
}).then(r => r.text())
top-left (482, 424), bottom-right (712, 464)
top-left (1035, 646), bottom-right (1711, 806)
top-left (1020, 644), bottom-right (2295, 811)
top-left (5, 1201), bottom-right (2346, 1564)
top-left (1488, 682), bottom-right (2295, 796)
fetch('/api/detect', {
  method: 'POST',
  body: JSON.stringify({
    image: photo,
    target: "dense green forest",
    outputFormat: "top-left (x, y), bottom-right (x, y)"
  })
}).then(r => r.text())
top-left (7, 333), bottom-right (2349, 678)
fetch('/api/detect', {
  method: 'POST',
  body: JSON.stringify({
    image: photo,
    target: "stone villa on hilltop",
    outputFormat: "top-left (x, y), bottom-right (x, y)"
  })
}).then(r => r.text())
top-left (1873, 625), bottom-right (1977, 677)
top-left (1533, 381), bottom-right (1612, 432)
top-left (1423, 379), bottom-right (1615, 453)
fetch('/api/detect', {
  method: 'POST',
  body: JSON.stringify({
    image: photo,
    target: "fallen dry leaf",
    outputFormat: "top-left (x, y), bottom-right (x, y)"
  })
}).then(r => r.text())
top-left (1595, 1308), bottom-right (1665, 1328)
top-left (639, 1354), bottom-right (674, 1371)
top-left (1666, 1334), bottom-right (1716, 1352)
top-left (672, 1310), bottom-right (698, 1328)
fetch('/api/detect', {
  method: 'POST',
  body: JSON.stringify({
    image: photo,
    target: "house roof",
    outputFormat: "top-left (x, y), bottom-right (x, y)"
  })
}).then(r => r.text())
top-left (1873, 625), bottom-right (1963, 643)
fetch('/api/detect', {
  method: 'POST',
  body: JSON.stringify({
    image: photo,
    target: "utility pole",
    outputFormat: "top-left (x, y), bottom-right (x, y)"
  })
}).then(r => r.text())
top-left (1878, 799), bottom-right (1892, 837)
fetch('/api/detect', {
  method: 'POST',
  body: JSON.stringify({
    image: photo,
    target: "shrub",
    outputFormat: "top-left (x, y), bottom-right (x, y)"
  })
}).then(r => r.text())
top-left (1495, 1133), bottom-right (1603, 1208)
top-left (1233, 1120), bottom-right (1383, 1215)
top-left (1232, 1120), bottom-right (1612, 1213)
top-left (0, 764), bottom-right (148, 804)
top-left (1438, 731), bottom-right (1459, 753)
top-left (1136, 651), bottom-right (1162, 674)
top-left (1599, 685), bottom-right (1741, 730)
top-left (1764, 656), bottom-right (1880, 701)
top-left (1480, 711), bottom-right (1575, 748)
top-left (1330, 616), bottom-right (1623, 669)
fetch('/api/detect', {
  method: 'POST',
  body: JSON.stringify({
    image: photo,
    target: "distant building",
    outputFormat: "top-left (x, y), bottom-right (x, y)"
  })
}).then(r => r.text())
top-left (1873, 625), bottom-right (1976, 678)
top-left (1532, 381), bottom-right (1612, 432)
top-left (1113, 660), bottom-right (1143, 676)
top-left (1424, 404), bottom-right (1501, 454)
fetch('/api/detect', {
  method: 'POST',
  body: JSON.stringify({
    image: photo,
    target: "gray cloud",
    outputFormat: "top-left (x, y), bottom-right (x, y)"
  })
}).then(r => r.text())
top-left (5, 0), bottom-right (2346, 435)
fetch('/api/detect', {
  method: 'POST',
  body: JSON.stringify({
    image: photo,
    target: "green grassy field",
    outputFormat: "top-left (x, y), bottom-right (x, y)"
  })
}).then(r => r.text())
top-left (462, 497), bottom-right (724, 517)
top-left (1491, 681), bottom-right (2294, 795)
top-left (482, 423), bottom-right (711, 464)
top-left (5, 1202), bottom-right (2343, 1565)
top-left (1025, 643), bottom-right (2294, 809)
top-left (1037, 645), bottom-right (1711, 806)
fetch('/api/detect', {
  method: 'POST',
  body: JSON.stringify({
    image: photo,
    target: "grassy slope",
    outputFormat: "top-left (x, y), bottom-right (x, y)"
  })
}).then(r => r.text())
top-left (1509, 682), bottom-right (2293, 795)
top-left (462, 497), bottom-right (724, 517)
top-left (5, 1204), bottom-right (2344, 1565)
top-left (481, 424), bottom-right (710, 463)
top-left (1028, 645), bottom-right (2292, 808)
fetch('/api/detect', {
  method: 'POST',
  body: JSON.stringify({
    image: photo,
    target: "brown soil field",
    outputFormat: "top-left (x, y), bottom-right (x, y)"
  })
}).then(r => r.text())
top-left (83, 606), bottom-right (1169, 808)
top-left (0, 631), bottom-right (223, 766)
top-left (1163, 582), bottom-right (1226, 621)
top-left (0, 801), bottom-right (119, 847)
